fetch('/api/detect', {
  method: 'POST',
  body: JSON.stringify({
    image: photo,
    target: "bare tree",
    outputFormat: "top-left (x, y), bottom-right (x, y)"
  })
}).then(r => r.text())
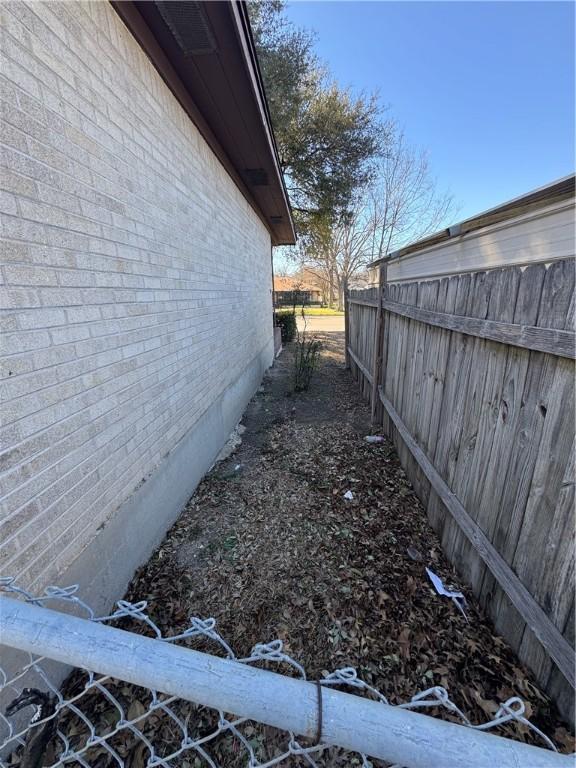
top-left (300, 199), bottom-right (385, 309)
top-left (292, 127), bottom-right (457, 305)
top-left (369, 126), bottom-right (457, 261)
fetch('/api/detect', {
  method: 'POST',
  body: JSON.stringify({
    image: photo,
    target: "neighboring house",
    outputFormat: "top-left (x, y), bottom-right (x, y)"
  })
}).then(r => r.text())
top-left (0, 1), bottom-right (295, 612)
top-left (347, 271), bottom-right (374, 289)
top-left (368, 175), bottom-right (575, 282)
top-left (273, 275), bottom-right (323, 306)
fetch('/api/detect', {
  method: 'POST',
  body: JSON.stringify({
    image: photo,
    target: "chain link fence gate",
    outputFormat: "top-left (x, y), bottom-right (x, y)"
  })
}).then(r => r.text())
top-left (0, 578), bottom-right (571, 768)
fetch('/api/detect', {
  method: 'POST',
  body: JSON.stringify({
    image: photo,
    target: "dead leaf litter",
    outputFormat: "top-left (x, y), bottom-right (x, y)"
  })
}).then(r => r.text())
top-left (55, 332), bottom-right (573, 765)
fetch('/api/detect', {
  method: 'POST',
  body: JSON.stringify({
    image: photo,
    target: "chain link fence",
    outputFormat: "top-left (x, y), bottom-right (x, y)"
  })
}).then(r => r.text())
top-left (0, 577), bottom-right (565, 768)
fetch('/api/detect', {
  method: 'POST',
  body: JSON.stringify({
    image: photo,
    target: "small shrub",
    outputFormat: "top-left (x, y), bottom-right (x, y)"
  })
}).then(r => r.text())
top-left (293, 335), bottom-right (321, 392)
top-left (275, 310), bottom-right (297, 343)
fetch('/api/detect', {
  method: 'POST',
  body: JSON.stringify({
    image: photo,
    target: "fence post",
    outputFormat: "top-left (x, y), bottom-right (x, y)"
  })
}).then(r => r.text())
top-left (370, 262), bottom-right (387, 424)
top-left (344, 278), bottom-right (350, 369)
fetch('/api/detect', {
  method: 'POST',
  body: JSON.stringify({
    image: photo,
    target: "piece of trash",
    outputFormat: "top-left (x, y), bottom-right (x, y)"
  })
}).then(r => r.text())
top-left (365, 435), bottom-right (385, 443)
top-left (343, 490), bottom-right (354, 500)
top-left (234, 464), bottom-right (242, 471)
top-left (406, 546), bottom-right (423, 562)
top-left (426, 568), bottom-right (468, 621)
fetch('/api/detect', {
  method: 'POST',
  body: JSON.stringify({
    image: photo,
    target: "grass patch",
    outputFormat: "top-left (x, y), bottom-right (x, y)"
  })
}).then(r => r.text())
top-left (290, 306), bottom-right (344, 316)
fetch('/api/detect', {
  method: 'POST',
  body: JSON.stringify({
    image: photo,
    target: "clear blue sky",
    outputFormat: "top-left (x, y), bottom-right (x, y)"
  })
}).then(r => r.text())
top-left (285, 0), bottom-right (575, 221)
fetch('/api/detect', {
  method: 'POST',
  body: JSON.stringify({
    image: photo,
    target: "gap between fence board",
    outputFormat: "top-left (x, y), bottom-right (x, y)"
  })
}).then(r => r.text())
top-left (377, 385), bottom-right (575, 690)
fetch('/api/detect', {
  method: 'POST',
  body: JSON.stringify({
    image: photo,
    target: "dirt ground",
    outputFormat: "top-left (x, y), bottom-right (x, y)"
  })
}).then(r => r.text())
top-left (58, 329), bottom-right (573, 765)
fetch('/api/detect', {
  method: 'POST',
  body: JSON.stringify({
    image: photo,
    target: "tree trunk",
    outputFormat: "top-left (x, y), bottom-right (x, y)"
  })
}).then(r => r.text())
top-left (336, 277), bottom-right (345, 311)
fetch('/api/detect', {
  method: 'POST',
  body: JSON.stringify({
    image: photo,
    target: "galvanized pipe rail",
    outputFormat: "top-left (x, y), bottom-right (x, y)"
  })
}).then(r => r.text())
top-left (1, 598), bottom-right (570, 768)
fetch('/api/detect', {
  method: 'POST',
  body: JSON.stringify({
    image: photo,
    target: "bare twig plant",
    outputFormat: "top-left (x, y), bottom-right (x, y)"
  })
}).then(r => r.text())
top-left (293, 301), bottom-right (321, 392)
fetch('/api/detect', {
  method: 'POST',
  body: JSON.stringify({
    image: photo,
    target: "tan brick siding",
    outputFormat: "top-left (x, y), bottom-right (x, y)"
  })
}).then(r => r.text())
top-left (0, 1), bottom-right (274, 589)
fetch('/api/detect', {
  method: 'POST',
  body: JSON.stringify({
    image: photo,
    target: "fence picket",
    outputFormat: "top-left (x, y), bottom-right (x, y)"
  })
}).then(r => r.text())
top-left (427, 274), bottom-right (473, 539)
top-left (457, 265), bottom-right (521, 592)
top-left (441, 270), bottom-right (489, 566)
top-left (425, 276), bottom-right (459, 533)
top-left (475, 264), bottom-right (546, 626)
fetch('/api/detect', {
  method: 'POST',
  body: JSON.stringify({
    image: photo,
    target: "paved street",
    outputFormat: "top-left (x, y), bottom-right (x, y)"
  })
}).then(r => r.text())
top-left (296, 314), bottom-right (345, 334)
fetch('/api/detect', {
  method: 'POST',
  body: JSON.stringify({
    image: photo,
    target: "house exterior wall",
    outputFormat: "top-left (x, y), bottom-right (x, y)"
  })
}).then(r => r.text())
top-left (0, 2), bottom-right (274, 603)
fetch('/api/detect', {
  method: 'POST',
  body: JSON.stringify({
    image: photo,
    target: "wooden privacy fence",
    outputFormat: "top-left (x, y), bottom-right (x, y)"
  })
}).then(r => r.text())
top-left (346, 256), bottom-right (575, 720)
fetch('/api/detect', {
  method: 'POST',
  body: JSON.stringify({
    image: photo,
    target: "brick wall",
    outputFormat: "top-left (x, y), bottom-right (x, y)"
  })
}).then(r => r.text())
top-left (0, 2), bottom-right (274, 591)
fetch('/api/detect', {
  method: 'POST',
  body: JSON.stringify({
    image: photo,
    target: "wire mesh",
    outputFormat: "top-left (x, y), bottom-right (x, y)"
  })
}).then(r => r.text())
top-left (0, 577), bottom-right (560, 768)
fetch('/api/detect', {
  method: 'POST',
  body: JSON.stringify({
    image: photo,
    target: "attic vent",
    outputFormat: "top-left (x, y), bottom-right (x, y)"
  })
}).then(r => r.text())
top-left (155, 1), bottom-right (216, 56)
top-left (270, 216), bottom-right (283, 224)
top-left (245, 168), bottom-right (269, 186)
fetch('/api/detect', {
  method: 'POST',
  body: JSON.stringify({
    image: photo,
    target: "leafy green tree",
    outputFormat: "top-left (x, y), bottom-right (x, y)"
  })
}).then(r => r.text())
top-left (249, 1), bottom-right (387, 231)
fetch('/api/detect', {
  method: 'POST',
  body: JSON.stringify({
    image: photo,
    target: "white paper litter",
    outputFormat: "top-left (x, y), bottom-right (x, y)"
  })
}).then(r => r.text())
top-left (425, 568), bottom-right (468, 620)
top-left (343, 490), bottom-right (354, 500)
top-left (364, 435), bottom-right (385, 443)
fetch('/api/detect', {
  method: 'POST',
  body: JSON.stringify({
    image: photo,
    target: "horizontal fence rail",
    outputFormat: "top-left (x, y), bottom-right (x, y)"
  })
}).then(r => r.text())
top-left (347, 346), bottom-right (372, 383)
top-left (346, 256), bottom-right (576, 722)
top-left (0, 591), bottom-right (571, 768)
top-left (348, 298), bottom-right (576, 358)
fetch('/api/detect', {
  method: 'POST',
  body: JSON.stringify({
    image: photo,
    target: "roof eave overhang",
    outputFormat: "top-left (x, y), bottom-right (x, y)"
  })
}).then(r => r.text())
top-left (111, 0), bottom-right (296, 246)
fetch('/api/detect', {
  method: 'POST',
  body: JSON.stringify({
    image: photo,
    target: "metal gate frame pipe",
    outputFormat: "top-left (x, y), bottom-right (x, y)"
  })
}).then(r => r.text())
top-left (1, 598), bottom-right (571, 768)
